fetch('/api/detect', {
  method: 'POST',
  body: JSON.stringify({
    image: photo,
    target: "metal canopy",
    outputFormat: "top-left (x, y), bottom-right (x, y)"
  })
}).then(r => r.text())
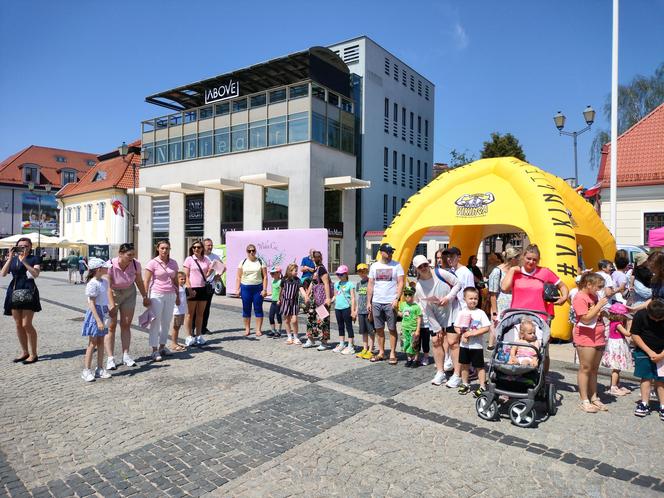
top-left (145, 47), bottom-right (350, 111)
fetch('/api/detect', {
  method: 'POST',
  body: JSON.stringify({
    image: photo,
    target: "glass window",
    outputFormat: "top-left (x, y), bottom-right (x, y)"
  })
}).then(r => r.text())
top-left (214, 127), bottom-right (230, 155)
top-left (232, 98), bottom-right (247, 113)
top-left (86, 204), bottom-right (92, 222)
top-left (184, 111), bottom-right (197, 124)
top-left (199, 106), bottom-right (213, 120)
top-left (269, 88), bottom-right (287, 104)
top-left (169, 114), bottom-right (182, 127)
top-left (215, 102), bottom-right (230, 115)
top-left (268, 116), bottom-right (287, 146)
top-left (155, 140), bottom-right (168, 164)
top-left (75, 206), bottom-right (81, 222)
top-left (198, 131), bottom-right (213, 157)
top-left (384, 98), bottom-right (389, 118)
top-left (341, 124), bottom-right (353, 154)
top-left (644, 212), bottom-right (664, 243)
top-left (250, 93), bottom-right (266, 108)
top-left (231, 124), bottom-right (247, 152)
top-left (264, 187), bottom-right (288, 222)
top-left (288, 112), bottom-right (308, 143)
top-left (341, 99), bottom-right (353, 113)
top-left (289, 84), bottom-right (308, 99)
top-left (168, 138), bottom-right (182, 162)
top-left (222, 190), bottom-right (243, 222)
top-left (312, 84), bottom-right (326, 101)
top-left (312, 112), bottom-right (326, 144)
top-left (324, 190), bottom-right (342, 225)
top-left (183, 134), bottom-right (197, 159)
top-left (327, 117), bottom-right (340, 149)
top-left (156, 117), bottom-right (169, 129)
top-left (62, 170), bottom-right (77, 185)
top-left (99, 202), bottom-right (105, 221)
top-left (142, 145), bottom-right (154, 166)
top-left (66, 208), bottom-right (71, 223)
top-left (249, 120), bottom-right (267, 149)
top-left (328, 92), bottom-right (339, 107)
top-left (142, 120), bottom-right (155, 132)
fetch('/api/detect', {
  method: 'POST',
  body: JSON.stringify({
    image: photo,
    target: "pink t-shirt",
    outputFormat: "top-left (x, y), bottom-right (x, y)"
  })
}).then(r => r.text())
top-left (183, 255), bottom-right (212, 288)
top-left (108, 257), bottom-right (141, 290)
top-left (572, 291), bottom-right (605, 338)
top-left (145, 257), bottom-right (179, 295)
top-left (608, 321), bottom-right (624, 339)
top-left (510, 266), bottom-right (561, 318)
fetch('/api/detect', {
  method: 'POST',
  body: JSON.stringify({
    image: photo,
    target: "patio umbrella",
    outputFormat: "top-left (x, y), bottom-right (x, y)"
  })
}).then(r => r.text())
top-left (0, 233), bottom-right (61, 248)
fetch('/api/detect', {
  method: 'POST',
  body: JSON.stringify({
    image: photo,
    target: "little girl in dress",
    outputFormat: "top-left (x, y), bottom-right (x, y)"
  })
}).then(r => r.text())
top-left (600, 302), bottom-right (633, 396)
top-left (509, 318), bottom-right (540, 367)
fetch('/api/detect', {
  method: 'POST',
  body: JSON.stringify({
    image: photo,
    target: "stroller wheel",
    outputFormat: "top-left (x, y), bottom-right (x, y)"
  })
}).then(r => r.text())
top-left (476, 395), bottom-right (498, 421)
top-left (547, 383), bottom-right (558, 416)
top-left (509, 401), bottom-right (536, 428)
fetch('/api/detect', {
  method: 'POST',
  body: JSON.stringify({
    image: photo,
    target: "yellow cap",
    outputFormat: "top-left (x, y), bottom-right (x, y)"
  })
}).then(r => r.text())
top-left (356, 263), bottom-right (369, 271)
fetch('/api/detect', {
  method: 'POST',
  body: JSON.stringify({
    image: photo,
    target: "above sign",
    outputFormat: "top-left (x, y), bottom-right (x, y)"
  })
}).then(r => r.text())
top-left (204, 80), bottom-right (240, 104)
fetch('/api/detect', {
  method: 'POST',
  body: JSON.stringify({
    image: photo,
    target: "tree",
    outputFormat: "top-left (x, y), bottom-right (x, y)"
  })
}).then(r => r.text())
top-left (590, 62), bottom-right (664, 168)
top-left (449, 148), bottom-right (476, 168)
top-left (480, 132), bottom-right (526, 161)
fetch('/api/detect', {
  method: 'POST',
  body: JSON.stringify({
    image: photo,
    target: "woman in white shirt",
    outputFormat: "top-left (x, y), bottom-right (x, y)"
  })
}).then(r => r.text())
top-left (235, 244), bottom-right (268, 336)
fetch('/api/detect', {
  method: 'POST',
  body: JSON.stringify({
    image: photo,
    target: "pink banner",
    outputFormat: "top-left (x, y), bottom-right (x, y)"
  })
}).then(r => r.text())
top-left (226, 229), bottom-right (328, 295)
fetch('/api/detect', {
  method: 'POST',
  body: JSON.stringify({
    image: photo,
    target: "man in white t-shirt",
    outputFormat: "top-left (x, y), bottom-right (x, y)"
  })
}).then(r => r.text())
top-left (443, 246), bottom-right (476, 388)
top-left (367, 243), bottom-right (405, 364)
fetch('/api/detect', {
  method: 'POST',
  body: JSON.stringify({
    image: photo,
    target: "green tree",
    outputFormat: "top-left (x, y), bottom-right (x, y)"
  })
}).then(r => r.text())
top-left (479, 132), bottom-right (526, 161)
top-left (590, 62), bottom-right (664, 168)
top-left (449, 148), bottom-right (476, 168)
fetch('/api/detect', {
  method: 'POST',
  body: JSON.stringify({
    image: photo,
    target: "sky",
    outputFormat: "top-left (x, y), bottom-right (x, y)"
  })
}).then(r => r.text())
top-left (1, 0), bottom-right (663, 188)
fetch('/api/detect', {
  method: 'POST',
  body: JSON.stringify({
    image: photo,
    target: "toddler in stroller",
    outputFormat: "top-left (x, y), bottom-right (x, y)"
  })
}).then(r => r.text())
top-left (475, 309), bottom-right (557, 427)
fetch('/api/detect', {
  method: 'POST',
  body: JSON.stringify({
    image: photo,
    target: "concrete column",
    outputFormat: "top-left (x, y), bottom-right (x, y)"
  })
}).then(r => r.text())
top-left (341, 188), bottom-right (357, 267)
top-left (137, 195), bottom-right (153, 264)
top-left (243, 183), bottom-right (263, 231)
top-left (288, 175), bottom-right (309, 229)
top-left (203, 188), bottom-right (221, 242)
top-left (169, 192), bottom-right (185, 263)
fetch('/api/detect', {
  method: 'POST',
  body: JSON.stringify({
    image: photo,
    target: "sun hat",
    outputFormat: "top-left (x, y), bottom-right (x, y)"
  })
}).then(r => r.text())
top-left (608, 303), bottom-right (630, 316)
top-left (87, 257), bottom-right (111, 270)
top-left (633, 252), bottom-right (648, 266)
top-left (412, 255), bottom-right (430, 269)
top-left (335, 265), bottom-right (349, 275)
top-left (505, 247), bottom-right (521, 260)
top-left (356, 263), bottom-right (369, 271)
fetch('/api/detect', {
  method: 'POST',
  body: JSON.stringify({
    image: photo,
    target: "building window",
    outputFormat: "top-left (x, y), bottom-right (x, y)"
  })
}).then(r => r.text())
top-left (384, 57), bottom-right (390, 76)
top-left (198, 131), bottom-right (213, 157)
top-left (92, 171), bottom-right (107, 182)
top-left (288, 84), bottom-right (308, 100)
top-left (169, 114), bottom-right (182, 127)
top-left (341, 123), bottom-right (354, 154)
top-left (401, 198), bottom-right (405, 207)
top-left (183, 134), bottom-right (197, 159)
top-left (409, 112), bottom-right (414, 144)
top-left (312, 112), bottom-right (326, 144)
top-left (324, 190), bottom-right (342, 227)
top-left (249, 120), bottom-right (267, 149)
top-left (142, 144), bottom-right (154, 166)
top-left (409, 157), bottom-right (414, 189)
top-left (152, 197), bottom-right (170, 233)
top-left (393, 64), bottom-right (399, 81)
top-left (424, 162), bottom-right (429, 181)
top-left (417, 160), bottom-right (421, 189)
top-left (24, 165), bottom-right (38, 183)
top-left (231, 124), bottom-right (247, 152)
top-left (87, 160), bottom-right (96, 167)
top-left (410, 75), bottom-right (415, 91)
top-left (264, 187), bottom-right (288, 223)
top-left (66, 208), bottom-right (71, 223)
top-left (232, 98), bottom-right (247, 113)
top-left (644, 212), bottom-right (664, 243)
top-left (215, 102), bottom-right (230, 116)
top-left (269, 88), bottom-right (287, 104)
top-left (98, 202), bottom-right (105, 220)
top-left (327, 117), bottom-right (340, 149)
top-left (401, 107), bottom-right (406, 140)
top-left (401, 154), bottom-right (406, 187)
top-left (268, 116), bottom-right (287, 147)
top-left (199, 106), bottom-right (213, 120)
top-left (288, 112), bottom-right (308, 143)
top-left (393, 102), bottom-right (398, 137)
top-left (55, 156), bottom-right (67, 163)
top-left (62, 169), bottom-right (77, 185)
top-left (418, 80), bottom-right (422, 96)
top-left (392, 196), bottom-right (397, 216)
top-left (169, 137), bottom-right (182, 162)
top-left (402, 70), bottom-right (407, 86)
top-left (384, 98), bottom-right (389, 133)
top-left (425, 85), bottom-right (430, 100)
top-left (155, 140), bottom-right (168, 164)
top-left (85, 204), bottom-right (92, 222)
top-left (184, 110), bottom-right (197, 123)
top-left (328, 92), bottom-right (339, 107)
top-left (383, 194), bottom-right (388, 227)
top-left (383, 147), bottom-right (389, 182)
top-left (250, 93), bottom-right (266, 108)
top-left (392, 150), bottom-right (397, 185)
top-left (312, 84), bottom-right (326, 101)
top-left (417, 116), bottom-right (422, 148)
top-left (75, 206), bottom-right (81, 222)
top-left (214, 128), bottom-right (230, 155)
top-left (424, 119), bottom-right (429, 150)
top-left (223, 191), bottom-right (243, 223)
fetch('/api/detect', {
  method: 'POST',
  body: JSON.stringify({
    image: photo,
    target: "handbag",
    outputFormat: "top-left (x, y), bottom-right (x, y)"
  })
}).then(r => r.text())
top-left (194, 258), bottom-right (213, 297)
top-left (543, 282), bottom-right (561, 303)
top-left (312, 266), bottom-right (332, 306)
top-left (11, 287), bottom-right (34, 306)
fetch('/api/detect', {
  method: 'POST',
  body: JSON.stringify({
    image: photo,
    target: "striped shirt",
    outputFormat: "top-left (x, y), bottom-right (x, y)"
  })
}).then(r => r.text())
top-left (280, 277), bottom-right (301, 302)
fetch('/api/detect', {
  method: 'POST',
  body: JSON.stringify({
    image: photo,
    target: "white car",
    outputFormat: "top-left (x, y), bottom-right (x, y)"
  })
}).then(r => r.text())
top-left (617, 244), bottom-right (648, 265)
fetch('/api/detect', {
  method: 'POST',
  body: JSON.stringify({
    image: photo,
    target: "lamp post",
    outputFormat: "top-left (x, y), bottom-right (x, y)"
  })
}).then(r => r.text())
top-left (27, 182), bottom-right (52, 252)
top-left (118, 142), bottom-right (147, 245)
top-left (553, 105), bottom-right (595, 187)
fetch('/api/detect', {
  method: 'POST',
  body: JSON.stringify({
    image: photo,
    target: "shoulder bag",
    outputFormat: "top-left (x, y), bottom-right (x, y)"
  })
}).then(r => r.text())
top-left (194, 258), bottom-right (213, 297)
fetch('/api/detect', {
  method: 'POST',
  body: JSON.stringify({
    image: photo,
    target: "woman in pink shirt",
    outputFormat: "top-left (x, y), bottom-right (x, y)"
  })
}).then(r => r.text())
top-left (105, 243), bottom-right (150, 370)
top-left (143, 240), bottom-right (180, 361)
top-left (183, 240), bottom-right (213, 347)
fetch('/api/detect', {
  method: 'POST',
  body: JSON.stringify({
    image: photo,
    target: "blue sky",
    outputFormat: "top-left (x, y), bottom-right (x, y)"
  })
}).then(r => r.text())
top-left (1, 0), bottom-right (662, 188)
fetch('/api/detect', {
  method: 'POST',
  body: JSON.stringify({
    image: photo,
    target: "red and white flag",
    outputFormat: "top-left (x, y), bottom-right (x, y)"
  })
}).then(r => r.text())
top-left (111, 199), bottom-right (125, 217)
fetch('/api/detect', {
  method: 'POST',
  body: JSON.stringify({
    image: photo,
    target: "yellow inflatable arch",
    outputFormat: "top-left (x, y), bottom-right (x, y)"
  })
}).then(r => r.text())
top-left (382, 157), bottom-right (616, 340)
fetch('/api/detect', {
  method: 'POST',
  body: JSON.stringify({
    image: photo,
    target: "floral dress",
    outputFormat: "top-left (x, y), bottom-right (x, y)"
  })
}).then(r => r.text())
top-left (488, 266), bottom-right (511, 320)
top-left (304, 291), bottom-right (330, 341)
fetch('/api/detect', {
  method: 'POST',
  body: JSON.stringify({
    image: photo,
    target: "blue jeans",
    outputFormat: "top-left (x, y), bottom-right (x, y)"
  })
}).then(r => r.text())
top-left (240, 284), bottom-right (264, 318)
top-left (335, 307), bottom-right (354, 339)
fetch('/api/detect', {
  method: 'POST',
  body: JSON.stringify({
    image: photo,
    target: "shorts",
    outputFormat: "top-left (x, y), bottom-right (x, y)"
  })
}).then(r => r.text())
top-left (111, 286), bottom-right (137, 312)
top-left (173, 314), bottom-right (184, 328)
top-left (430, 327), bottom-right (447, 338)
top-left (68, 267), bottom-right (78, 278)
top-left (358, 313), bottom-right (375, 335)
top-left (459, 347), bottom-right (485, 368)
top-left (187, 286), bottom-right (209, 302)
top-left (443, 325), bottom-right (457, 334)
top-left (573, 325), bottom-right (606, 348)
top-left (633, 350), bottom-right (664, 381)
top-left (372, 302), bottom-right (396, 330)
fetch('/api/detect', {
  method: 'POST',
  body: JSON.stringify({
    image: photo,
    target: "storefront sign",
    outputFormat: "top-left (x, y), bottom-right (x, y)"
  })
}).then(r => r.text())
top-left (21, 192), bottom-right (59, 235)
top-left (204, 80), bottom-right (240, 104)
top-left (325, 222), bottom-right (344, 238)
top-left (185, 195), bottom-right (204, 234)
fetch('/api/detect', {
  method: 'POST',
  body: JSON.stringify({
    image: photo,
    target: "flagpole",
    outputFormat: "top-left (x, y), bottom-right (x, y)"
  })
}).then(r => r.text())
top-left (610, 0), bottom-right (619, 237)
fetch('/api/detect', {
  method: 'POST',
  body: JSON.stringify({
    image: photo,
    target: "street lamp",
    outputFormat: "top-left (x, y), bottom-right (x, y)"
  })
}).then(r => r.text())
top-left (118, 142), bottom-right (145, 244)
top-left (27, 182), bottom-right (52, 252)
top-left (553, 105), bottom-right (595, 187)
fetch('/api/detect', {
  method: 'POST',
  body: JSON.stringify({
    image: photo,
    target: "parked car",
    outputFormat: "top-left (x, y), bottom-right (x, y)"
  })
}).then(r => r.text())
top-left (617, 244), bottom-right (649, 266)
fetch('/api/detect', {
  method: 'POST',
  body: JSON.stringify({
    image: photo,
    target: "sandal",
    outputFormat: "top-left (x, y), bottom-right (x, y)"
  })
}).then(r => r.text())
top-left (370, 355), bottom-right (385, 363)
top-left (13, 354), bottom-right (29, 363)
top-left (170, 343), bottom-right (186, 352)
top-left (591, 397), bottom-right (609, 411)
top-left (388, 357), bottom-right (398, 365)
top-left (579, 400), bottom-right (599, 413)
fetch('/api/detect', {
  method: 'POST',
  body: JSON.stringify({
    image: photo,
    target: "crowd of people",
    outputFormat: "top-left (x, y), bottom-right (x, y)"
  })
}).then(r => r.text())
top-left (2, 236), bottom-right (664, 420)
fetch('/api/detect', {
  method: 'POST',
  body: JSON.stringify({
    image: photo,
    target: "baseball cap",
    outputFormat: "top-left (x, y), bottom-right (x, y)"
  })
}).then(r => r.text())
top-left (378, 243), bottom-right (395, 253)
top-left (634, 252), bottom-right (648, 266)
top-left (335, 264), bottom-right (349, 275)
top-left (505, 247), bottom-right (521, 260)
top-left (412, 255), bottom-right (429, 268)
top-left (269, 265), bottom-right (281, 273)
top-left (447, 246), bottom-right (461, 256)
top-left (403, 286), bottom-right (415, 296)
top-left (88, 257), bottom-right (111, 270)
top-left (356, 263), bottom-right (369, 271)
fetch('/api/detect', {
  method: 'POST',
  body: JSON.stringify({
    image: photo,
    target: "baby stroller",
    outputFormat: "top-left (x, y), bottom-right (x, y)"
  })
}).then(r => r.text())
top-left (475, 309), bottom-right (557, 428)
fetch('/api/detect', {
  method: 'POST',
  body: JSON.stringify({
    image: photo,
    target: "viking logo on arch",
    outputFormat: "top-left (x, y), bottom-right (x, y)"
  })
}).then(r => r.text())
top-left (454, 192), bottom-right (495, 217)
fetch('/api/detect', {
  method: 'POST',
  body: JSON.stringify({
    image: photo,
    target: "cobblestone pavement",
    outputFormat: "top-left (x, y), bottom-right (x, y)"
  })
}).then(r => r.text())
top-left (1, 273), bottom-right (663, 497)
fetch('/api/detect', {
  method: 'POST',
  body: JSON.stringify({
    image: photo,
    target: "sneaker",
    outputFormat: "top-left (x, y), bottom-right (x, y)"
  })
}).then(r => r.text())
top-left (419, 356), bottom-right (432, 366)
top-left (196, 335), bottom-right (206, 346)
top-left (106, 356), bottom-right (117, 371)
top-left (634, 401), bottom-right (651, 417)
top-left (122, 353), bottom-right (136, 367)
top-left (431, 371), bottom-right (447, 386)
top-left (333, 343), bottom-right (345, 353)
top-left (266, 330), bottom-right (275, 337)
top-left (361, 350), bottom-right (375, 360)
top-left (81, 369), bottom-right (95, 382)
top-left (317, 343), bottom-right (330, 351)
top-left (273, 331), bottom-right (282, 338)
top-left (650, 389), bottom-right (658, 401)
top-left (94, 367), bottom-right (111, 379)
top-left (446, 374), bottom-right (462, 389)
top-left (292, 336), bottom-right (302, 345)
top-left (356, 348), bottom-right (368, 358)
top-left (444, 355), bottom-right (454, 372)
top-left (302, 339), bottom-right (316, 348)
top-left (607, 385), bottom-right (627, 397)
top-left (458, 383), bottom-right (471, 395)
top-left (659, 408), bottom-right (664, 421)
top-left (151, 351), bottom-right (163, 362)
top-left (472, 386), bottom-right (486, 398)
top-left (342, 344), bottom-right (355, 355)
top-left (185, 336), bottom-right (196, 347)
top-left (405, 360), bottom-right (413, 368)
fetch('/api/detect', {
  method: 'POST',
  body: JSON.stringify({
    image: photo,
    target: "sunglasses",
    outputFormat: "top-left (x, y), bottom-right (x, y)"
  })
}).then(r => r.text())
top-left (193, 245), bottom-right (203, 250)
top-left (247, 249), bottom-right (256, 253)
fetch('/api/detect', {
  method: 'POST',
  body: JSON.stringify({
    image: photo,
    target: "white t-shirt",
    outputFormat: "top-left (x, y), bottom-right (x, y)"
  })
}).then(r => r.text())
top-left (598, 271), bottom-right (614, 307)
top-left (174, 286), bottom-right (187, 315)
top-left (238, 258), bottom-right (266, 285)
top-left (454, 308), bottom-right (490, 349)
top-left (369, 260), bottom-right (405, 304)
top-left (452, 265), bottom-right (476, 309)
top-left (415, 269), bottom-right (460, 332)
top-left (86, 277), bottom-right (109, 307)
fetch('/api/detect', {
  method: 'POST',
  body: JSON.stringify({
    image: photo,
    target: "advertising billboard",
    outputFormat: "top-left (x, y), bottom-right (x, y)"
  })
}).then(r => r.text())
top-left (21, 193), bottom-right (59, 235)
top-left (226, 229), bottom-right (328, 296)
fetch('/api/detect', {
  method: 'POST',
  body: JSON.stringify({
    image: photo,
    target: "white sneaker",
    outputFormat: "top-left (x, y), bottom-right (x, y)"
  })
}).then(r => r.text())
top-left (333, 343), bottom-right (345, 353)
top-left (81, 369), bottom-right (95, 382)
top-left (317, 343), bottom-right (330, 351)
top-left (444, 354), bottom-right (454, 372)
top-left (342, 344), bottom-right (355, 355)
top-left (185, 336), bottom-right (196, 347)
top-left (151, 351), bottom-right (163, 362)
top-left (446, 374), bottom-right (462, 388)
top-left (106, 357), bottom-right (117, 371)
top-left (292, 336), bottom-right (302, 345)
top-left (94, 367), bottom-right (111, 379)
top-left (122, 353), bottom-right (136, 367)
top-left (431, 371), bottom-right (447, 386)
top-left (302, 339), bottom-right (316, 348)
top-left (196, 335), bottom-right (206, 346)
